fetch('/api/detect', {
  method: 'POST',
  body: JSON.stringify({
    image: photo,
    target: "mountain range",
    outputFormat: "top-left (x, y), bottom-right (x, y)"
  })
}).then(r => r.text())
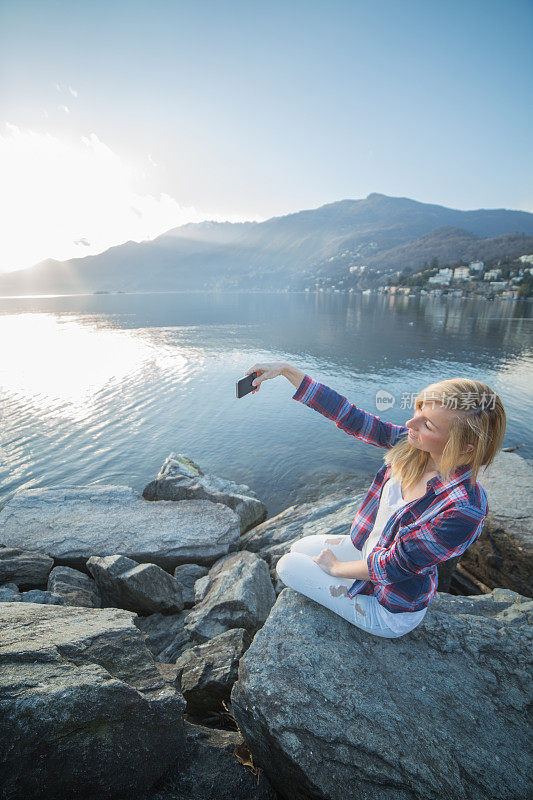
top-left (2, 192), bottom-right (533, 295)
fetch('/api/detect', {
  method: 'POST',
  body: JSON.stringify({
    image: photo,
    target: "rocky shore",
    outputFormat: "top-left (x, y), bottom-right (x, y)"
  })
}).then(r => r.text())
top-left (0, 450), bottom-right (531, 800)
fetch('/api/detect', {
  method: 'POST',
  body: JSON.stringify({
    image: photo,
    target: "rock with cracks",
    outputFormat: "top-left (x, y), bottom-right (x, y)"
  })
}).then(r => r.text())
top-left (231, 587), bottom-right (532, 800)
top-left (0, 602), bottom-right (187, 800)
top-left (0, 485), bottom-right (241, 572)
top-left (184, 551), bottom-right (276, 644)
top-left (142, 452), bottom-right (267, 535)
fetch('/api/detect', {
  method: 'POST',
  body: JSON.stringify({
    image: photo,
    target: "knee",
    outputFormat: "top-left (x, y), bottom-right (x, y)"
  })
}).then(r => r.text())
top-left (275, 552), bottom-right (297, 586)
top-left (289, 535), bottom-right (317, 553)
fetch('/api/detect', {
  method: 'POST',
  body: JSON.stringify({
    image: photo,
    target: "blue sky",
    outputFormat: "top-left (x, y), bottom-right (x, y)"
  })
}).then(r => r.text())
top-left (1, 0), bottom-right (532, 271)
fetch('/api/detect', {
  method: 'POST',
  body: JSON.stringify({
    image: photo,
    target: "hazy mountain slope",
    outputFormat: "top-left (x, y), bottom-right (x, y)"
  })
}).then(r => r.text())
top-left (364, 227), bottom-right (533, 271)
top-left (1, 193), bottom-right (532, 295)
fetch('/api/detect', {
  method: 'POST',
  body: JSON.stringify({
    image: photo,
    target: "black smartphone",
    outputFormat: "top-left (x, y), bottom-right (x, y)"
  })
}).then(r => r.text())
top-left (236, 372), bottom-right (257, 398)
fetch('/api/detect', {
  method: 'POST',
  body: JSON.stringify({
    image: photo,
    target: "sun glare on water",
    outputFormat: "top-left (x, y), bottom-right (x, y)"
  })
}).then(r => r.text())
top-left (0, 314), bottom-right (189, 415)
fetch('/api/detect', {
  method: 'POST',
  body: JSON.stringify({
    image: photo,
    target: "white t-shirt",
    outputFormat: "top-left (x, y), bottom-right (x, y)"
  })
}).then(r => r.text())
top-left (361, 476), bottom-right (428, 635)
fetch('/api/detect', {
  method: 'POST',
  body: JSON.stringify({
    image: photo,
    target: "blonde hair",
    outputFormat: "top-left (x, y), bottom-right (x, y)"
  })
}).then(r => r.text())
top-left (383, 378), bottom-right (507, 490)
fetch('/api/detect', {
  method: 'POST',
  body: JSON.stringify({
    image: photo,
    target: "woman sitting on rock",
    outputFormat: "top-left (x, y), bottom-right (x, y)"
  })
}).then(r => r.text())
top-left (244, 361), bottom-right (506, 639)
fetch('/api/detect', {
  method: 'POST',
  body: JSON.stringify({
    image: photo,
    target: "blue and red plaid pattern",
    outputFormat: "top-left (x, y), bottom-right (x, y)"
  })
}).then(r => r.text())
top-left (292, 374), bottom-right (489, 613)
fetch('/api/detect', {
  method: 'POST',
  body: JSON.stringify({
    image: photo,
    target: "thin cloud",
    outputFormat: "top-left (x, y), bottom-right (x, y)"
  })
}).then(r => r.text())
top-left (0, 125), bottom-right (253, 273)
top-left (54, 82), bottom-right (77, 98)
top-left (58, 105), bottom-right (70, 114)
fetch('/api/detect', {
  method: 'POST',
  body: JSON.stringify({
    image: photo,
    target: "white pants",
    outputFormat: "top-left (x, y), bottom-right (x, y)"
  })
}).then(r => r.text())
top-left (276, 534), bottom-right (424, 639)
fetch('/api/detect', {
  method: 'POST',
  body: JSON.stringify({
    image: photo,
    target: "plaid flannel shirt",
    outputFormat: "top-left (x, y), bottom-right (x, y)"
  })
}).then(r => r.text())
top-left (292, 374), bottom-right (489, 613)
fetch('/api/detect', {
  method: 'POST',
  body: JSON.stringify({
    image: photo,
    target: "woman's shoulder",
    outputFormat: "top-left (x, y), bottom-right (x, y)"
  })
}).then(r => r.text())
top-left (446, 479), bottom-right (488, 518)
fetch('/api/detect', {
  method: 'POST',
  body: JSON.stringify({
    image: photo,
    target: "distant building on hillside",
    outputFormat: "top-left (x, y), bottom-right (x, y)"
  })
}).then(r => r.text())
top-left (428, 268), bottom-right (453, 285)
top-left (453, 266), bottom-right (470, 280)
top-left (469, 261), bottom-right (484, 271)
top-left (485, 269), bottom-right (502, 280)
top-left (518, 254), bottom-right (533, 265)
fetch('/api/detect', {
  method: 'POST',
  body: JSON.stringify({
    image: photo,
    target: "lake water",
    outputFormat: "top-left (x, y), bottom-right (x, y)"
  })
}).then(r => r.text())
top-left (0, 291), bottom-right (531, 518)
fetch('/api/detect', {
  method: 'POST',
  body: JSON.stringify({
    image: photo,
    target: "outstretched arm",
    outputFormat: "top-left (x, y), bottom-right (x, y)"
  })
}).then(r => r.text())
top-left (282, 362), bottom-right (307, 388)
top-left (287, 366), bottom-right (408, 450)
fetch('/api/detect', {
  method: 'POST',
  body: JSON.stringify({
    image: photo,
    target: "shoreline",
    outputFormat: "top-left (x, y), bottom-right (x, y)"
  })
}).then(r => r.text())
top-left (0, 288), bottom-right (532, 301)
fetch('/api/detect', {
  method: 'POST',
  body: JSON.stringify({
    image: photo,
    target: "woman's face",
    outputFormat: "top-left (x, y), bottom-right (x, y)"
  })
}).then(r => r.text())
top-left (405, 401), bottom-right (454, 457)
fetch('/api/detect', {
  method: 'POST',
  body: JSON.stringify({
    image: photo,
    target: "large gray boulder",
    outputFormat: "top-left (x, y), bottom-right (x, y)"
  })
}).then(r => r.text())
top-left (231, 587), bottom-right (532, 800)
top-left (0, 603), bottom-right (187, 800)
top-left (142, 452), bottom-right (267, 534)
top-left (240, 489), bottom-right (363, 564)
top-left (463, 451), bottom-right (533, 597)
top-left (0, 547), bottom-right (54, 588)
top-left (184, 551), bottom-right (276, 644)
top-left (0, 485), bottom-right (241, 572)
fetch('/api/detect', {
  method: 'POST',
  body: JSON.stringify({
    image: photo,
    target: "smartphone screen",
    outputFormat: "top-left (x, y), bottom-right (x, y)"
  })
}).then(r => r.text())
top-left (236, 372), bottom-right (257, 398)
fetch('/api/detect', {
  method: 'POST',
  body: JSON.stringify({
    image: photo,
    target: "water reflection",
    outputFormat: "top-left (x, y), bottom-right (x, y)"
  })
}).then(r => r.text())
top-left (0, 292), bottom-right (531, 517)
top-left (0, 313), bottom-right (192, 414)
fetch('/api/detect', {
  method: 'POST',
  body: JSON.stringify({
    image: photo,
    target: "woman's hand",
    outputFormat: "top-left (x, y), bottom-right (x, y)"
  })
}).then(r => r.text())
top-left (312, 548), bottom-right (341, 576)
top-left (244, 362), bottom-right (286, 394)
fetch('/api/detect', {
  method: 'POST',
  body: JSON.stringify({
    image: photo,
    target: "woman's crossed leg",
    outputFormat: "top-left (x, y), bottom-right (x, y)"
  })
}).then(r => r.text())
top-left (275, 534), bottom-right (401, 638)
